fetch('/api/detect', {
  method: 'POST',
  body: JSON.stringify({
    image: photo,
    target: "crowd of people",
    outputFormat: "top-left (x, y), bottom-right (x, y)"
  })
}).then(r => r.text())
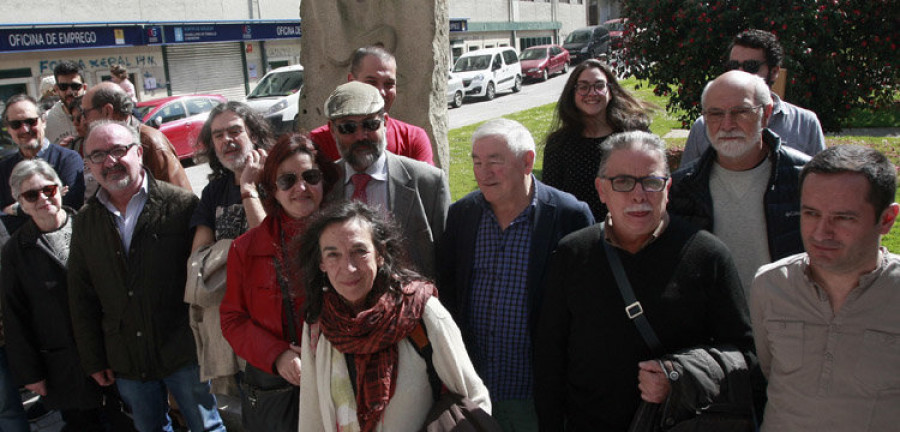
top-left (0, 29), bottom-right (896, 432)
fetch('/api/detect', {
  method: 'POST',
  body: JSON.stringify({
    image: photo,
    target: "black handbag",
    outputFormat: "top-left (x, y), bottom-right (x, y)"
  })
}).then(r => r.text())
top-left (238, 256), bottom-right (301, 432)
top-left (408, 322), bottom-right (503, 432)
top-left (601, 236), bottom-right (755, 432)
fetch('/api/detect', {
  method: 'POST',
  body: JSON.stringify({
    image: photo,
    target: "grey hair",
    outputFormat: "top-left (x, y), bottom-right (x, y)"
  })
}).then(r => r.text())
top-left (85, 119), bottom-right (141, 148)
top-left (9, 159), bottom-right (62, 200)
top-left (596, 131), bottom-right (669, 177)
top-left (701, 72), bottom-right (773, 109)
top-left (471, 118), bottom-right (535, 158)
top-left (90, 83), bottom-right (134, 117)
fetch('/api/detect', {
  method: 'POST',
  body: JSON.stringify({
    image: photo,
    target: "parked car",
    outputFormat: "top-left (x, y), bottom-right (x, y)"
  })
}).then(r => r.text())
top-left (447, 73), bottom-right (465, 108)
top-left (136, 94), bottom-right (227, 161)
top-left (604, 18), bottom-right (627, 51)
top-left (520, 44), bottom-right (570, 82)
top-left (245, 64), bottom-right (304, 134)
top-left (563, 25), bottom-right (611, 64)
top-left (452, 47), bottom-right (522, 101)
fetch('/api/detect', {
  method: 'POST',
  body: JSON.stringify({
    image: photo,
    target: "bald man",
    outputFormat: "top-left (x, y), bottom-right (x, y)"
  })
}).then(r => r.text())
top-left (81, 82), bottom-right (191, 191)
top-left (668, 70), bottom-right (810, 297)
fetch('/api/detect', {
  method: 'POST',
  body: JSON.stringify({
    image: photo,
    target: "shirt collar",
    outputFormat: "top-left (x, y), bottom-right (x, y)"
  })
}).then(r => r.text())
top-left (97, 169), bottom-right (149, 209)
top-left (802, 247), bottom-right (891, 298)
top-left (603, 211), bottom-right (669, 251)
top-left (343, 151), bottom-right (388, 184)
top-left (32, 138), bottom-right (51, 158)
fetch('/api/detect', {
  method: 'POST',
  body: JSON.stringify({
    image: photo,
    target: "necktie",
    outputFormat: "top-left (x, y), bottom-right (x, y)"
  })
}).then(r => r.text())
top-left (351, 173), bottom-right (372, 204)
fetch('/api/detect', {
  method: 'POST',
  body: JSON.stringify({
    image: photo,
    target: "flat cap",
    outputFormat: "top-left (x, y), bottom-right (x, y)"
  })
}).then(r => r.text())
top-left (324, 81), bottom-right (384, 119)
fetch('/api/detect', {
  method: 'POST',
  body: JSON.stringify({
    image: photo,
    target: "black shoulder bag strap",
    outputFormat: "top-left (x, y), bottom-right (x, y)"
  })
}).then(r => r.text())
top-left (408, 321), bottom-right (443, 402)
top-left (601, 231), bottom-right (665, 357)
top-left (273, 256), bottom-right (300, 345)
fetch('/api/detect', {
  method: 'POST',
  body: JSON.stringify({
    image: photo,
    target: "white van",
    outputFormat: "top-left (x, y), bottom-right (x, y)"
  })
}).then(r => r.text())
top-left (452, 47), bottom-right (522, 100)
top-left (244, 64), bottom-right (304, 133)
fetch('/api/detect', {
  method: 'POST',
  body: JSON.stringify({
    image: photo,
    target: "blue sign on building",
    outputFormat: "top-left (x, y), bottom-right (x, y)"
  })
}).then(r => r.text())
top-left (0, 26), bottom-right (144, 52)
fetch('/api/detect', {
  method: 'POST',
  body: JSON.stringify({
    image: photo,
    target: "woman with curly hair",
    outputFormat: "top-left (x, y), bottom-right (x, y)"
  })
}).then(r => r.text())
top-left (543, 59), bottom-right (655, 220)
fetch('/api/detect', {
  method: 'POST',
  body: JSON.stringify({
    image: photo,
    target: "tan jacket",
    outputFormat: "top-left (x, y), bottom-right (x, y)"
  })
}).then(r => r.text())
top-left (136, 120), bottom-right (193, 192)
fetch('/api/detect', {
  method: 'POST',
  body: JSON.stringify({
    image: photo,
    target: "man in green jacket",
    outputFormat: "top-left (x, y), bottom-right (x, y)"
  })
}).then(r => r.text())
top-left (68, 120), bottom-right (225, 432)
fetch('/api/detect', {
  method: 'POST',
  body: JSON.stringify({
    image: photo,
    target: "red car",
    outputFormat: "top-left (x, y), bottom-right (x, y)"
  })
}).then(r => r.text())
top-left (604, 18), bottom-right (628, 51)
top-left (520, 44), bottom-right (570, 82)
top-left (136, 94), bottom-right (227, 161)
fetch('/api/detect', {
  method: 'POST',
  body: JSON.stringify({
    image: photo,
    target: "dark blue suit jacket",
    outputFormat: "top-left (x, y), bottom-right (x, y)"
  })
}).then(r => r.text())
top-left (436, 179), bottom-right (594, 341)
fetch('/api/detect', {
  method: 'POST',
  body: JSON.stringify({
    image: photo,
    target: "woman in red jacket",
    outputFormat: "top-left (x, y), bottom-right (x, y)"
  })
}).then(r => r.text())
top-left (220, 133), bottom-right (338, 431)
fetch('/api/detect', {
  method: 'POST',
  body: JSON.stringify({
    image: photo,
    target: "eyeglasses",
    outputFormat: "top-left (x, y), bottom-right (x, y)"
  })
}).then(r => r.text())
top-left (56, 82), bottom-right (84, 92)
top-left (86, 143), bottom-right (136, 164)
top-left (276, 169), bottom-right (323, 191)
top-left (575, 81), bottom-right (608, 96)
top-left (601, 175), bottom-right (669, 193)
top-left (723, 60), bottom-right (765, 74)
top-left (334, 118), bottom-right (382, 135)
top-left (8, 118), bottom-right (39, 130)
top-left (19, 184), bottom-right (58, 203)
top-left (703, 105), bottom-right (763, 124)
top-left (81, 105), bottom-right (100, 117)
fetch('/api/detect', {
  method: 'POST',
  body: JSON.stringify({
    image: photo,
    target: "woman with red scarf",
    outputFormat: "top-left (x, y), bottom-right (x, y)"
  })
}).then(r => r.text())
top-left (295, 201), bottom-right (490, 431)
top-left (220, 133), bottom-right (338, 431)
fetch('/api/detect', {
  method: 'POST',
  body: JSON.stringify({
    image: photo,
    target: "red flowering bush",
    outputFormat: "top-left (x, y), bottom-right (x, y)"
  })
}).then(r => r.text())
top-left (620, 0), bottom-right (898, 132)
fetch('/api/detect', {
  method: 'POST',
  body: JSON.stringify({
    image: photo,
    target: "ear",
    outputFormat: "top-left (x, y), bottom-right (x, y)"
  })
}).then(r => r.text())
top-left (762, 103), bottom-right (774, 125)
top-left (522, 150), bottom-right (535, 174)
top-left (878, 203), bottom-right (899, 235)
top-left (135, 142), bottom-right (144, 159)
top-left (347, 73), bottom-right (355, 82)
top-left (595, 177), bottom-right (608, 204)
top-left (768, 65), bottom-right (781, 84)
top-left (100, 103), bottom-right (115, 119)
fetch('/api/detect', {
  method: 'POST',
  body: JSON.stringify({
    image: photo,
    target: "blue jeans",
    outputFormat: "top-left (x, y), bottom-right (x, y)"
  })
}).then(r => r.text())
top-left (116, 363), bottom-right (224, 432)
top-left (0, 347), bottom-right (28, 432)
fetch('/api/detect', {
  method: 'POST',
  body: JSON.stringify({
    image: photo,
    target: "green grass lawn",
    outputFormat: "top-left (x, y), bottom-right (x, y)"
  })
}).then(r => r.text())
top-left (446, 80), bottom-right (900, 249)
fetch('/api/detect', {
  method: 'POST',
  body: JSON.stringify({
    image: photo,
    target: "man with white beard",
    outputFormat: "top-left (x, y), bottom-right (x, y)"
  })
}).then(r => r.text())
top-left (668, 70), bottom-right (810, 299)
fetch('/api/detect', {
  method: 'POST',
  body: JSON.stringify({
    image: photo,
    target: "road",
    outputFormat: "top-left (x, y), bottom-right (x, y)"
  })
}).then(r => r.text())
top-left (186, 69), bottom-right (574, 194)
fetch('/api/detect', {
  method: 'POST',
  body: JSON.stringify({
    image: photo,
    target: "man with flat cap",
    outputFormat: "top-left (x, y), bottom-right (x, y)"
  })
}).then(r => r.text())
top-left (325, 81), bottom-right (449, 278)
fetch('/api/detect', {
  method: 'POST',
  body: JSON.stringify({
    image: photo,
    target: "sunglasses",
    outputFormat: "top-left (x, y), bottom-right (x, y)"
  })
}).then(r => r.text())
top-left (19, 184), bottom-right (59, 203)
top-left (724, 60), bottom-right (765, 74)
top-left (276, 169), bottom-right (323, 191)
top-left (8, 118), bottom-right (39, 130)
top-left (334, 118), bottom-right (382, 135)
top-left (56, 82), bottom-right (84, 92)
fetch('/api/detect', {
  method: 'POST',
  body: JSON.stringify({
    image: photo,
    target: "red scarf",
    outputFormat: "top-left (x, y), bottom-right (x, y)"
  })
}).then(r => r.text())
top-left (319, 280), bottom-right (436, 432)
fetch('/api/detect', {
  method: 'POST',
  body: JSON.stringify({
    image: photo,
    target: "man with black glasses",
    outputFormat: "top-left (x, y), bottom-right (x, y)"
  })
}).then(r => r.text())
top-left (0, 94), bottom-right (84, 232)
top-left (324, 81), bottom-right (448, 278)
top-left (45, 61), bottom-right (88, 145)
top-left (681, 29), bottom-right (825, 166)
top-left (536, 131), bottom-right (755, 431)
top-left (669, 71), bottom-right (810, 297)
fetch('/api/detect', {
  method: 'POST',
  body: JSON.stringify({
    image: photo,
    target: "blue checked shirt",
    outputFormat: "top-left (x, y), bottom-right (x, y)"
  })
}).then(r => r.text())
top-left (467, 193), bottom-right (536, 401)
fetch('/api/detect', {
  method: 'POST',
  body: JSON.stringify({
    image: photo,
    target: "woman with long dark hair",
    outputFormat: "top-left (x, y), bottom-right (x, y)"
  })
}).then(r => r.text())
top-left (543, 59), bottom-right (655, 220)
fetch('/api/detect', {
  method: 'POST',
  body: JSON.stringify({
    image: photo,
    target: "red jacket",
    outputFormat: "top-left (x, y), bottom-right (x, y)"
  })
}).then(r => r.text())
top-left (220, 215), bottom-right (303, 373)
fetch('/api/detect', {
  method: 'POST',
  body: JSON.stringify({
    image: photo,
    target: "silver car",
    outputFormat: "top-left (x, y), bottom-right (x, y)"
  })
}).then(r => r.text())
top-left (447, 73), bottom-right (465, 108)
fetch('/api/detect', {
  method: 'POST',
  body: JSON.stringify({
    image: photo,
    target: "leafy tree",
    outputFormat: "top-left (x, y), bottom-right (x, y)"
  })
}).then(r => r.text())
top-left (620, 0), bottom-right (898, 132)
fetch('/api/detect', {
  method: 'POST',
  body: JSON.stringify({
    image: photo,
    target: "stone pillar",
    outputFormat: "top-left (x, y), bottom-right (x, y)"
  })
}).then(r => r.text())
top-left (298, 0), bottom-right (451, 171)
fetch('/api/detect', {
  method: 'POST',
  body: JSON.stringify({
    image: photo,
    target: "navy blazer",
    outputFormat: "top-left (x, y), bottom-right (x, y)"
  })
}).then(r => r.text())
top-left (437, 179), bottom-right (594, 340)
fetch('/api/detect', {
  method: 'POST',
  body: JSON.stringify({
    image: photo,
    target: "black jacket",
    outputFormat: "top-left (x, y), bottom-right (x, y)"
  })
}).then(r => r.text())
top-left (668, 129), bottom-right (810, 261)
top-left (68, 175), bottom-right (199, 381)
top-left (1, 208), bottom-right (102, 410)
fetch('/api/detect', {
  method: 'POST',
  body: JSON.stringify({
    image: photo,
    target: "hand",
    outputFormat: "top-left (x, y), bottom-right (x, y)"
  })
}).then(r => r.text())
top-left (58, 135), bottom-right (76, 149)
top-left (638, 360), bottom-right (672, 403)
top-left (3, 203), bottom-right (18, 216)
top-left (25, 380), bottom-right (47, 396)
top-left (239, 148), bottom-right (268, 191)
top-left (274, 344), bottom-right (302, 386)
top-left (91, 369), bottom-right (115, 386)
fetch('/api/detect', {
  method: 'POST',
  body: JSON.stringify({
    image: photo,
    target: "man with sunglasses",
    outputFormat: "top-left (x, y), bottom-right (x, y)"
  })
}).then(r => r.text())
top-left (0, 94), bottom-right (85, 233)
top-left (536, 131), bottom-right (755, 431)
top-left (681, 29), bottom-right (825, 167)
top-left (68, 120), bottom-right (226, 432)
top-left (310, 46), bottom-right (434, 165)
top-left (324, 81), bottom-right (448, 278)
top-left (669, 71), bottom-right (810, 298)
top-left (44, 61), bottom-right (88, 146)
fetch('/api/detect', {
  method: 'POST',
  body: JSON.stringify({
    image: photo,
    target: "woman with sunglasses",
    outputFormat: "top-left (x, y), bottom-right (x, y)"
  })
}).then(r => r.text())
top-left (220, 133), bottom-right (338, 431)
top-left (0, 159), bottom-right (108, 430)
top-left (543, 59), bottom-right (655, 221)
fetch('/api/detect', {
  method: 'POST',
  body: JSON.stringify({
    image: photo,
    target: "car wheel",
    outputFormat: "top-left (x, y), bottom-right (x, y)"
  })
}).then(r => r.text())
top-left (485, 82), bottom-right (496, 100)
top-left (541, 69), bottom-right (549, 82)
top-left (452, 90), bottom-right (464, 108)
top-left (563, 62), bottom-right (569, 73)
top-left (512, 75), bottom-right (522, 92)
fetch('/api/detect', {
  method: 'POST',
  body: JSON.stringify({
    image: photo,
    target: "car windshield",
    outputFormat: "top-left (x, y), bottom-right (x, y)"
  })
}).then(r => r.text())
top-left (565, 30), bottom-right (591, 44)
top-left (520, 49), bottom-right (548, 60)
top-left (247, 70), bottom-right (304, 99)
top-left (135, 104), bottom-right (159, 121)
top-left (453, 55), bottom-right (492, 72)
